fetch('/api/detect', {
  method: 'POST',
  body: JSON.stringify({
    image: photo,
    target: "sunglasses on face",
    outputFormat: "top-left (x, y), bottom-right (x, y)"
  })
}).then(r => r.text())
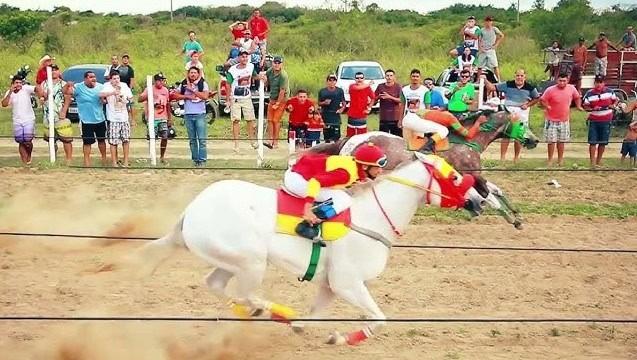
top-left (355, 77), bottom-right (364, 80)
top-left (424, 82), bottom-right (433, 86)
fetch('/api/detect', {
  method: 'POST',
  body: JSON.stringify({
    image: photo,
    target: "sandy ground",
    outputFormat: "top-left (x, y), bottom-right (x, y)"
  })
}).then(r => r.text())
top-left (0, 169), bottom-right (636, 359)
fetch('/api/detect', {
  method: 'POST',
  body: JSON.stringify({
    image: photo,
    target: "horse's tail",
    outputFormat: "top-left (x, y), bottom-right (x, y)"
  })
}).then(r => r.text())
top-left (128, 215), bottom-right (186, 278)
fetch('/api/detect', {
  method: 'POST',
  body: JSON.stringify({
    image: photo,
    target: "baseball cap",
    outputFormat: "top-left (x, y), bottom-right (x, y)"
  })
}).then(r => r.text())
top-left (50, 64), bottom-right (59, 70)
top-left (599, 32), bottom-right (606, 36)
top-left (594, 74), bottom-right (605, 83)
top-left (484, 15), bottom-right (494, 21)
top-left (326, 74), bottom-right (337, 80)
top-left (153, 72), bottom-right (166, 81)
top-left (273, 55), bottom-right (284, 63)
top-left (122, 53), bottom-right (130, 58)
top-left (239, 50), bottom-right (249, 56)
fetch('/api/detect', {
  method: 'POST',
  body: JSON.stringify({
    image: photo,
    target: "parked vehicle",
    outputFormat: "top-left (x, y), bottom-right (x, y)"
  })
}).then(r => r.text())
top-left (334, 61), bottom-right (385, 107)
top-left (61, 64), bottom-right (109, 123)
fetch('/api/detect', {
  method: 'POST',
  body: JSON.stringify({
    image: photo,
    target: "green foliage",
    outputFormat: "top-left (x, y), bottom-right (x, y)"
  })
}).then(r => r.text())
top-left (0, 12), bottom-right (46, 53)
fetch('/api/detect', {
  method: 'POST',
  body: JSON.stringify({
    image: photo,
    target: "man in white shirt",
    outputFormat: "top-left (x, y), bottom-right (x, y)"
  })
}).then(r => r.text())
top-left (100, 70), bottom-right (133, 167)
top-left (399, 69), bottom-right (428, 122)
top-left (2, 77), bottom-right (36, 165)
top-left (225, 50), bottom-right (257, 153)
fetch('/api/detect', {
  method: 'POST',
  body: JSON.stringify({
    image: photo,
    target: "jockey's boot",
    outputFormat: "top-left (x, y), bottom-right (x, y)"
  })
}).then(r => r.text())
top-left (418, 137), bottom-right (436, 154)
top-left (295, 221), bottom-right (326, 247)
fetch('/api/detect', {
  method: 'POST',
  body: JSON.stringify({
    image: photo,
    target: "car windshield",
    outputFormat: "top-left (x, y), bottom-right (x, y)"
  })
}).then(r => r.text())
top-left (62, 68), bottom-right (107, 84)
top-left (340, 66), bottom-right (384, 80)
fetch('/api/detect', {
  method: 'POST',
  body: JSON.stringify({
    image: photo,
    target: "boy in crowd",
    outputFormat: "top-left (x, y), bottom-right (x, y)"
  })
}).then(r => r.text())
top-left (285, 89), bottom-right (315, 148)
top-left (621, 121), bottom-right (637, 167)
top-left (100, 70), bottom-right (134, 167)
top-left (185, 51), bottom-right (205, 79)
top-left (305, 110), bottom-right (325, 147)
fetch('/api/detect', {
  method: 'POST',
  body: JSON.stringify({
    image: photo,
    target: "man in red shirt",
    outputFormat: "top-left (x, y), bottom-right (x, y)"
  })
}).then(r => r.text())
top-left (285, 89), bottom-right (315, 148)
top-left (588, 32), bottom-right (619, 77)
top-left (347, 72), bottom-right (375, 137)
top-left (582, 75), bottom-right (618, 167)
top-left (248, 9), bottom-right (270, 51)
top-left (283, 143), bottom-right (387, 243)
top-left (228, 21), bottom-right (248, 40)
top-left (569, 37), bottom-right (587, 93)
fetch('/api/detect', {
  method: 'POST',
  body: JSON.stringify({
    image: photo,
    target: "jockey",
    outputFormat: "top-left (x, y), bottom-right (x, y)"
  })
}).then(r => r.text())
top-left (402, 99), bottom-right (486, 153)
top-left (283, 143), bottom-right (388, 244)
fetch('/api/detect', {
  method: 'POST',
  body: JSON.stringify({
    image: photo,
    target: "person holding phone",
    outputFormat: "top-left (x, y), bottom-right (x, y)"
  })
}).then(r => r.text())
top-left (2, 76), bottom-right (36, 165)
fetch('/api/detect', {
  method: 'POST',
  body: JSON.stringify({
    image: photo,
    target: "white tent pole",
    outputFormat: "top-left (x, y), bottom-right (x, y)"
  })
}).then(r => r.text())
top-left (146, 75), bottom-right (157, 166)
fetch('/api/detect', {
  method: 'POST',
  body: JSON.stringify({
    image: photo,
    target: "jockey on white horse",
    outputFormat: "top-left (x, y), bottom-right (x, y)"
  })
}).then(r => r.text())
top-left (284, 143), bottom-right (388, 244)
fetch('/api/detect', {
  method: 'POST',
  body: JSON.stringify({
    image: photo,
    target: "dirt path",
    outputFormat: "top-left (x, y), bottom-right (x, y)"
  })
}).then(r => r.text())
top-left (0, 170), bottom-right (635, 359)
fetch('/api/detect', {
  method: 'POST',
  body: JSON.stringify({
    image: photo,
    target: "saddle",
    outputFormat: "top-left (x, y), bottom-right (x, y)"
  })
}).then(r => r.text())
top-left (275, 189), bottom-right (351, 241)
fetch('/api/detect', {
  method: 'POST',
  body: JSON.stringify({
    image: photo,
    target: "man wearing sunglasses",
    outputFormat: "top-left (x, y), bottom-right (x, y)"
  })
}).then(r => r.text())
top-left (446, 69), bottom-right (475, 118)
top-left (347, 72), bottom-right (375, 136)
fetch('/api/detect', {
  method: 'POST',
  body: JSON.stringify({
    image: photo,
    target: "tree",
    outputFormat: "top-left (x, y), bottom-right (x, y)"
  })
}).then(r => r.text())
top-left (532, 0), bottom-right (545, 10)
top-left (0, 12), bottom-right (45, 53)
top-left (366, 3), bottom-right (380, 12)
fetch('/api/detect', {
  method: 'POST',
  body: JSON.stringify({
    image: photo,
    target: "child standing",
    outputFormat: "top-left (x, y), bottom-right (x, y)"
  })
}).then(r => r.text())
top-left (621, 120), bottom-right (637, 167)
top-left (285, 89), bottom-right (315, 149)
top-left (305, 110), bottom-right (325, 147)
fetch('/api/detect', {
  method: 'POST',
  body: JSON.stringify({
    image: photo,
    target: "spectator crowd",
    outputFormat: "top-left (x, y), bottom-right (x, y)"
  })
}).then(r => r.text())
top-left (2, 11), bottom-right (637, 168)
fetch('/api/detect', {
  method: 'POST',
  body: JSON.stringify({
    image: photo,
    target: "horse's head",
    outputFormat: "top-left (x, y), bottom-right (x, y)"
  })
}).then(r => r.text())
top-left (475, 109), bottom-right (539, 149)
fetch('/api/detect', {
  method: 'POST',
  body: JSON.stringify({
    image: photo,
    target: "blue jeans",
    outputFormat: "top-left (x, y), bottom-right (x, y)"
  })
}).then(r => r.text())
top-left (184, 113), bottom-right (207, 162)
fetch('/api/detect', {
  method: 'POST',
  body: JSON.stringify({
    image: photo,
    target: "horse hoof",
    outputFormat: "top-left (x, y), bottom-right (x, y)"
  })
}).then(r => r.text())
top-left (250, 308), bottom-right (264, 317)
top-left (326, 331), bottom-right (346, 345)
top-left (513, 220), bottom-right (523, 230)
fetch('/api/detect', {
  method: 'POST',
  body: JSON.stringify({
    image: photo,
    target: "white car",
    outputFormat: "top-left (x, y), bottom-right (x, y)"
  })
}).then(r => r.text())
top-left (335, 61), bottom-right (385, 107)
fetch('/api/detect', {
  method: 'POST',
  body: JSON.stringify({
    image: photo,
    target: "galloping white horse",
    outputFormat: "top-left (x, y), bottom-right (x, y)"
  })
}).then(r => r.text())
top-left (131, 152), bottom-right (469, 346)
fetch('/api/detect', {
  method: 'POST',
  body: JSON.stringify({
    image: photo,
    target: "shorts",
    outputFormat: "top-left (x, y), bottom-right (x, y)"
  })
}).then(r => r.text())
top-left (456, 46), bottom-right (478, 57)
top-left (288, 123), bottom-right (307, 145)
top-left (81, 121), bottom-right (107, 145)
top-left (43, 118), bottom-right (74, 143)
top-left (150, 119), bottom-right (168, 140)
top-left (594, 57), bottom-right (608, 77)
top-left (108, 121), bottom-right (131, 145)
top-left (587, 121), bottom-right (611, 146)
top-left (477, 49), bottom-right (499, 70)
top-left (13, 122), bottom-right (35, 143)
top-left (347, 117), bottom-right (367, 137)
top-left (620, 140), bottom-right (637, 157)
top-left (267, 102), bottom-right (285, 123)
top-left (231, 97), bottom-right (256, 121)
top-left (323, 124), bottom-right (341, 143)
top-left (305, 130), bottom-right (321, 146)
top-left (543, 119), bottom-right (570, 143)
top-left (569, 64), bottom-right (583, 82)
top-left (379, 121), bottom-right (403, 137)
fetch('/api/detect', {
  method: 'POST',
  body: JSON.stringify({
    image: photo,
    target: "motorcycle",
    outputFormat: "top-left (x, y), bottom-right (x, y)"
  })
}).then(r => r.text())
top-left (168, 81), bottom-right (219, 125)
top-left (9, 65), bottom-right (38, 109)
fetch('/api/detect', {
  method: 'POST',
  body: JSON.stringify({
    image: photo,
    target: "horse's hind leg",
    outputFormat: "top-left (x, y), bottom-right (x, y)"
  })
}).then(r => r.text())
top-left (291, 281), bottom-right (336, 334)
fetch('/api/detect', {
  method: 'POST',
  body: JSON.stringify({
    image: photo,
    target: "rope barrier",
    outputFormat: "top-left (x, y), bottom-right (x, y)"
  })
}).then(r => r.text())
top-left (2, 231), bottom-right (636, 254)
top-left (1, 315), bottom-right (636, 324)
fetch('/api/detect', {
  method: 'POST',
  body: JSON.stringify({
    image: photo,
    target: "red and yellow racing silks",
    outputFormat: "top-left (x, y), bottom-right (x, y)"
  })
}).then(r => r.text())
top-left (291, 154), bottom-right (366, 203)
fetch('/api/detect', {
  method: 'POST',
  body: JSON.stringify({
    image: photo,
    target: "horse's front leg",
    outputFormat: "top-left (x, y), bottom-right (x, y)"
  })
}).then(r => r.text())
top-left (291, 280), bottom-right (336, 334)
top-left (326, 280), bottom-right (385, 346)
top-left (486, 180), bottom-right (524, 229)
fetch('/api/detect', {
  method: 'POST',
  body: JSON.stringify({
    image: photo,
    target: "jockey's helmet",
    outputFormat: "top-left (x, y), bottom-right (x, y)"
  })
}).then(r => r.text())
top-left (353, 143), bottom-right (388, 168)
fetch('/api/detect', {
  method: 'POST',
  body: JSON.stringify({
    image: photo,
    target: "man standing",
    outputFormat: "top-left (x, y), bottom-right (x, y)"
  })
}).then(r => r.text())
top-left (400, 69), bottom-right (427, 114)
top-left (583, 75), bottom-right (618, 167)
top-left (139, 73), bottom-right (172, 165)
top-left (248, 9), bottom-right (270, 51)
top-left (318, 74), bottom-right (346, 143)
top-left (261, 55), bottom-right (289, 149)
top-left (485, 68), bottom-right (540, 162)
top-left (226, 51), bottom-right (257, 153)
top-left (540, 73), bottom-right (584, 167)
top-left (477, 15), bottom-right (504, 81)
top-left (374, 69), bottom-right (402, 136)
top-left (619, 26), bottom-right (636, 50)
top-left (118, 54), bottom-right (136, 125)
top-left (66, 71), bottom-right (107, 166)
top-left (36, 64), bottom-right (73, 163)
top-left (104, 55), bottom-right (120, 80)
top-left (100, 71), bottom-right (133, 167)
top-left (181, 30), bottom-right (204, 63)
top-left (569, 37), bottom-right (588, 93)
top-left (174, 67), bottom-right (210, 166)
top-left (589, 32), bottom-right (619, 77)
top-left (35, 55), bottom-right (55, 85)
top-left (423, 77), bottom-right (447, 110)
top-left (346, 72), bottom-right (375, 137)
top-left (285, 89), bottom-right (315, 148)
top-left (2, 77), bottom-right (36, 165)
top-left (446, 69), bottom-right (475, 118)
top-left (449, 15), bottom-right (480, 57)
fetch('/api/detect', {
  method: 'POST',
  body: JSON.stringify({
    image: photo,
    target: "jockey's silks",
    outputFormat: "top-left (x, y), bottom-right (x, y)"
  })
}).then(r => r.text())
top-left (291, 154), bottom-right (365, 202)
top-left (416, 109), bottom-right (480, 139)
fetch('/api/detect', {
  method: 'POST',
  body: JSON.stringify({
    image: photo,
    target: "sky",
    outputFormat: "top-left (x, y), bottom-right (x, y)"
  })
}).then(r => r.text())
top-left (0, 0), bottom-right (628, 15)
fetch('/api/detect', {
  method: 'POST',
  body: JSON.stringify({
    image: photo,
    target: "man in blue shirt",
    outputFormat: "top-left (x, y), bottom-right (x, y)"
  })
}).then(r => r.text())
top-left (423, 77), bottom-right (447, 110)
top-left (65, 71), bottom-right (106, 166)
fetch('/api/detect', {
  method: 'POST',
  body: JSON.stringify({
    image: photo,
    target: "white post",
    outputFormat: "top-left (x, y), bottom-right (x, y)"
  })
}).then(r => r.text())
top-left (46, 66), bottom-right (55, 163)
top-left (287, 130), bottom-right (296, 168)
top-left (256, 78), bottom-right (265, 167)
top-left (146, 75), bottom-right (157, 166)
top-left (478, 77), bottom-right (485, 110)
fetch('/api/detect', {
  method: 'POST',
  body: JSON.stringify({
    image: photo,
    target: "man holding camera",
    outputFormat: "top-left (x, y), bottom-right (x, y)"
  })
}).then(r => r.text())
top-left (139, 73), bottom-right (172, 165)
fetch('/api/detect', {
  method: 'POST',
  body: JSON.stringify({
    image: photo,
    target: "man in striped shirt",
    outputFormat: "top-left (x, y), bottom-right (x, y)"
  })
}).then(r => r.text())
top-left (583, 75), bottom-right (618, 167)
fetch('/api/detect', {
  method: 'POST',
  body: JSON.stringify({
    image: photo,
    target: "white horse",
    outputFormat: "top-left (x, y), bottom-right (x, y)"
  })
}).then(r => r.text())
top-left (130, 152), bottom-right (470, 346)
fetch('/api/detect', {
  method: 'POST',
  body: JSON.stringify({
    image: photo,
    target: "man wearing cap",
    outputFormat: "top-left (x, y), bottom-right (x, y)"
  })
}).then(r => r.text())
top-left (582, 75), bottom-right (618, 167)
top-left (589, 32), bottom-right (619, 77)
top-left (318, 74), bottom-right (346, 143)
top-left (619, 26), bottom-right (636, 50)
top-left (226, 50), bottom-right (258, 153)
top-left (35, 64), bottom-right (73, 164)
top-left (476, 16), bottom-right (504, 81)
top-left (36, 54), bottom-right (55, 85)
top-left (139, 73), bottom-right (172, 165)
top-left (260, 55), bottom-right (289, 149)
top-left (569, 37), bottom-right (588, 93)
top-left (449, 16), bottom-right (480, 58)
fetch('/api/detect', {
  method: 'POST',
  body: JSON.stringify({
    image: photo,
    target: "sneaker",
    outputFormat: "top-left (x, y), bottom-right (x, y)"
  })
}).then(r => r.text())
top-left (251, 142), bottom-right (259, 149)
top-left (263, 142), bottom-right (273, 149)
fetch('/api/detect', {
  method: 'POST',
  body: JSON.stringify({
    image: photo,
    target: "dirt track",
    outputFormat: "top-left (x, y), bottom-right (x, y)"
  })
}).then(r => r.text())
top-left (0, 169), bottom-right (636, 359)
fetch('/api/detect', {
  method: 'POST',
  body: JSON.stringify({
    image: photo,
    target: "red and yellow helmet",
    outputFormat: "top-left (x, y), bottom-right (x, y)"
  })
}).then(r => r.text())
top-left (353, 143), bottom-right (388, 168)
